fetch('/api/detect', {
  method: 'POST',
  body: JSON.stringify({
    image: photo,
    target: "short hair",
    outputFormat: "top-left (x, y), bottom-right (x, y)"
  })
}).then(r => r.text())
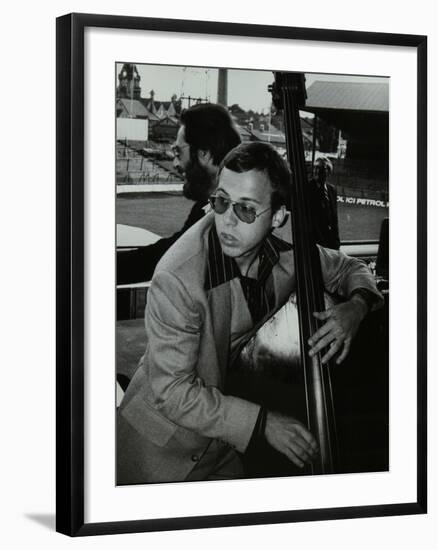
top-left (180, 103), bottom-right (241, 165)
top-left (315, 156), bottom-right (333, 175)
top-left (218, 142), bottom-right (291, 212)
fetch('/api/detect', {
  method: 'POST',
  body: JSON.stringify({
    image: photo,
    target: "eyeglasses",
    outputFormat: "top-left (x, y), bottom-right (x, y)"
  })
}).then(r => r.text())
top-left (171, 144), bottom-right (190, 159)
top-left (209, 195), bottom-right (271, 224)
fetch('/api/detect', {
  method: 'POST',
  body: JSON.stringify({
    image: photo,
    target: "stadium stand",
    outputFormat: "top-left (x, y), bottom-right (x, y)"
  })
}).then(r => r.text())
top-left (116, 140), bottom-right (183, 185)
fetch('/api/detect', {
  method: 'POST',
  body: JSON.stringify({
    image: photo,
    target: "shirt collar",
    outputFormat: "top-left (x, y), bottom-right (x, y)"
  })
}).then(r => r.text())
top-left (205, 224), bottom-right (292, 290)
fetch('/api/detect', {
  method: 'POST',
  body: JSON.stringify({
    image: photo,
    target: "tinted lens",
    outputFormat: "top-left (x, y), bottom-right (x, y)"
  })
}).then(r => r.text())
top-left (234, 203), bottom-right (256, 223)
top-left (209, 196), bottom-right (257, 224)
top-left (210, 195), bottom-right (229, 214)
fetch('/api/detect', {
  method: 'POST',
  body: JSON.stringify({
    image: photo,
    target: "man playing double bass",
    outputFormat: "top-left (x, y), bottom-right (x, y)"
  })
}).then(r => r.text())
top-left (117, 142), bottom-right (382, 485)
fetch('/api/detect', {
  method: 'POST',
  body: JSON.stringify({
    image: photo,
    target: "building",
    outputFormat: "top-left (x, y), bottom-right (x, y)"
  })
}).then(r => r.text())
top-left (117, 64), bottom-right (141, 99)
top-left (116, 64), bottom-right (182, 144)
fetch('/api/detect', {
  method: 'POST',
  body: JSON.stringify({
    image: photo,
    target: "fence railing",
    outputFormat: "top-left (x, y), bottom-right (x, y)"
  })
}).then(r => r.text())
top-left (116, 171), bottom-right (181, 184)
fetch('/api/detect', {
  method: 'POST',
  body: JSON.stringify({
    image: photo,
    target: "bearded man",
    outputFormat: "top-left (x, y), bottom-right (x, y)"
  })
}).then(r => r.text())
top-left (117, 103), bottom-right (241, 284)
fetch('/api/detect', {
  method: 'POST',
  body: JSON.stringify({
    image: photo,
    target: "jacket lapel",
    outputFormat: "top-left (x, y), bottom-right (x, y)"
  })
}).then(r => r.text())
top-left (208, 283), bottom-right (232, 387)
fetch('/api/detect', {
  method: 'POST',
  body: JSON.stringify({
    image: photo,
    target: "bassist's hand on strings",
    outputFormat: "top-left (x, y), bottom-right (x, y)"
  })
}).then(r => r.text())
top-left (307, 294), bottom-right (369, 365)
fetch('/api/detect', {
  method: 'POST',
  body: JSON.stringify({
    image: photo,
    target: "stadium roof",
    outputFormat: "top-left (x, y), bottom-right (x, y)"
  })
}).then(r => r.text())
top-left (301, 80), bottom-right (389, 145)
top-left (305, 81), bottom-right (389, 113)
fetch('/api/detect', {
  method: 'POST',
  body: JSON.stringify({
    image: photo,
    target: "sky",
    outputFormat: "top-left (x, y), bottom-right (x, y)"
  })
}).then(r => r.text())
top-left (116, 63), bottom-right (388, 114)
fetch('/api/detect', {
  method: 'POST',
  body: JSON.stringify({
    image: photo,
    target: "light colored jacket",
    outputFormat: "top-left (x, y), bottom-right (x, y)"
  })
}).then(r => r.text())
top-left (117, 213), bottom-right (381, 484)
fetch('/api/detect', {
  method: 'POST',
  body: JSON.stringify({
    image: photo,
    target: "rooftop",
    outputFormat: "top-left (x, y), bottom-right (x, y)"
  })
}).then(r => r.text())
top-left (305, 81), bottom-right (389, 112)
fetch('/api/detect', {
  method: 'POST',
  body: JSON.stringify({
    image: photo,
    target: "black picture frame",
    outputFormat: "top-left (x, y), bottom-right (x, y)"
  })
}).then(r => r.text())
top-left (56, 12), bottom-right (427, 537)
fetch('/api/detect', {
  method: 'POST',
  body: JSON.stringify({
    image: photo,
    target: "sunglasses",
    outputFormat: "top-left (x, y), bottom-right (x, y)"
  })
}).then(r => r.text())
top-left (209, 195), bottom-right (271, 224)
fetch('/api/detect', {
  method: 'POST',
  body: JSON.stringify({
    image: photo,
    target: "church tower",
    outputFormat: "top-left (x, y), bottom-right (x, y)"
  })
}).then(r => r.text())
top-left (117, 64), bottom-right (141, 99)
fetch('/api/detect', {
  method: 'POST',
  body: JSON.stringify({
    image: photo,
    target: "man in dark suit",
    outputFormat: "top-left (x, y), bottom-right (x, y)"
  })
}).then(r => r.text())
top-left (117, 142), bottom-right (382, 485)
top-left (309, 156), bottom-right (340, 250)
top-left (117, 103), bottom-right (241, 283)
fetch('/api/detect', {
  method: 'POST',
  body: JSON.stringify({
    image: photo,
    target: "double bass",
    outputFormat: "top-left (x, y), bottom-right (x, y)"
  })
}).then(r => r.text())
top-left (232, 72), bottom-right (338, 476)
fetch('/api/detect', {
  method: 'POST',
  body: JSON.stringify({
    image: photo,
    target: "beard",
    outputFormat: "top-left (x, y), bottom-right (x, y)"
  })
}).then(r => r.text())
top-left (182, 158), bottom-right (214, 202)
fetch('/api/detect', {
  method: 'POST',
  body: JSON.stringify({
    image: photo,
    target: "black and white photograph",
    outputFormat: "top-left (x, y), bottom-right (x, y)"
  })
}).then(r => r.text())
top-left (54, 12), bottom-right (426, 537)
top-left (2, 0), bottom-right (434, 546)
top-left (115, 63), bottom-right (390, 485)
